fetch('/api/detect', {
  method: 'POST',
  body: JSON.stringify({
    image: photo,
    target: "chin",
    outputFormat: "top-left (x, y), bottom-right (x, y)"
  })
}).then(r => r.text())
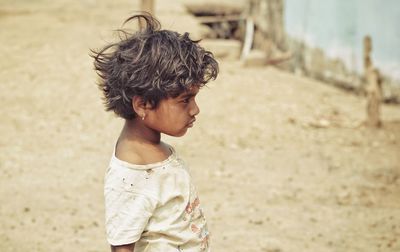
top-left (165, 128), bottom-right (188, 137)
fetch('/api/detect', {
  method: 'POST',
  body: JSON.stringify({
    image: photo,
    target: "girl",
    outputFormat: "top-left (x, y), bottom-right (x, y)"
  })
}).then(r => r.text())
top-left (91, 13), bottom-right (219, 252)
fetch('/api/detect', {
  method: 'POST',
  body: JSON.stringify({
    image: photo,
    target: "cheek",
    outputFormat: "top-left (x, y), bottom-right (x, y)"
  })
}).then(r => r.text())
top-left (161, 115), bottom-right (189, 136)
top-left (146, 103), bottom-right (190, 136)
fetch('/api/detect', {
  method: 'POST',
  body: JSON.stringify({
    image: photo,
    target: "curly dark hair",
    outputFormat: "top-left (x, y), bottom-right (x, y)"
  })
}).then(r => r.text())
top-left (91, 13), bottom-right (219, 120)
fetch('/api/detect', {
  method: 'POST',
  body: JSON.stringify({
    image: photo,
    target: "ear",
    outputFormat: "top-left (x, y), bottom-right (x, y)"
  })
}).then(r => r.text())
top-left (131, 95), bottom-right (146, 118)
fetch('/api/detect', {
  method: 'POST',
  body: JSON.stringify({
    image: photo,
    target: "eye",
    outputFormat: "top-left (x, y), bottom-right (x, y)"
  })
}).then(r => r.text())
top-left (181, 98), bottom-right (190, 104)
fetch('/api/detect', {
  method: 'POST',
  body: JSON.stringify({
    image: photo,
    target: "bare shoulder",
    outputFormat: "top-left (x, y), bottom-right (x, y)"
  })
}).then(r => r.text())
top-left (115, 140), bottom-right (146, 165)
top-left (115, 140), bottom-right (174, 165)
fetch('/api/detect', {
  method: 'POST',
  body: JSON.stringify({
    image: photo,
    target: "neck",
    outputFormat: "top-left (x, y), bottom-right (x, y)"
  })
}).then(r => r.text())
top-left (121, 119), bottom-right (161, 145)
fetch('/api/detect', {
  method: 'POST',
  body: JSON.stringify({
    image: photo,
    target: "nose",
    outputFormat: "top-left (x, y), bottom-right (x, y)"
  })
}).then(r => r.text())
top-left (190, 100), bottom-right (200, 116)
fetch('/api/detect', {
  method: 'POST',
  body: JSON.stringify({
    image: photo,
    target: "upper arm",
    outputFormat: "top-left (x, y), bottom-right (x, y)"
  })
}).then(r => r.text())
top-left (105, 167), bottom-right (159, 246)
top-left (111, 243), bottom-right (134, 252)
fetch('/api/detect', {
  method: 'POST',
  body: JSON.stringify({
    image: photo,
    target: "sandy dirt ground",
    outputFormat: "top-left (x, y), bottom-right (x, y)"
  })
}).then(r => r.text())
top-left (1, 1), bottom-right (399, 251)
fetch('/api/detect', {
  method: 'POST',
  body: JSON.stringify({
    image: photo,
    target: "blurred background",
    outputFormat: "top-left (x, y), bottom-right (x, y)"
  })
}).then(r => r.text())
top-left (0, 0), bottom-right (399, 251)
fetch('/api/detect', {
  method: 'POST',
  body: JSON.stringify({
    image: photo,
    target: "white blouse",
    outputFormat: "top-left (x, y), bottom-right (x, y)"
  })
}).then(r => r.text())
top-left (104, 147), bottom-right (210, 252)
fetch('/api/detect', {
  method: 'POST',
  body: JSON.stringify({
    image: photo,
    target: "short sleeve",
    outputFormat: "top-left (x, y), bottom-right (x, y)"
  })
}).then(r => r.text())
top-left (105, 187), bottom-right (157, 246)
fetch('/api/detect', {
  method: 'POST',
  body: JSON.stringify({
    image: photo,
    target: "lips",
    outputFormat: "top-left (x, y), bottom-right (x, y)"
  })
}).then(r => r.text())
top-left (187, 118), bottom-right (196, 127)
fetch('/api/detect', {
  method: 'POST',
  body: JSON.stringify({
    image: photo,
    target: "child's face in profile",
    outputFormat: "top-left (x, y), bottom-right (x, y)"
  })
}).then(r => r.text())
top-left (145, 86), bottom-right (200, 137)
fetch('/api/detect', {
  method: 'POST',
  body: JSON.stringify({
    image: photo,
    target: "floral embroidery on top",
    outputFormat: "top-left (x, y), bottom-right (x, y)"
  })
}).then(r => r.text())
top-left (181, 184), bottom-right (210, 251)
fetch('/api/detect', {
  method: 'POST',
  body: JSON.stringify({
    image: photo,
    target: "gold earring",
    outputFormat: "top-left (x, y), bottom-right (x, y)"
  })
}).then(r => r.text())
top-left (141, 114), bottom-right (146, 120)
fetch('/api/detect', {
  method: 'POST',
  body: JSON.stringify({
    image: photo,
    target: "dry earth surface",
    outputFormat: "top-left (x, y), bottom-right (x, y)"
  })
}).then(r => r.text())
top-left (0, 0), bottom-right (399, 251)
